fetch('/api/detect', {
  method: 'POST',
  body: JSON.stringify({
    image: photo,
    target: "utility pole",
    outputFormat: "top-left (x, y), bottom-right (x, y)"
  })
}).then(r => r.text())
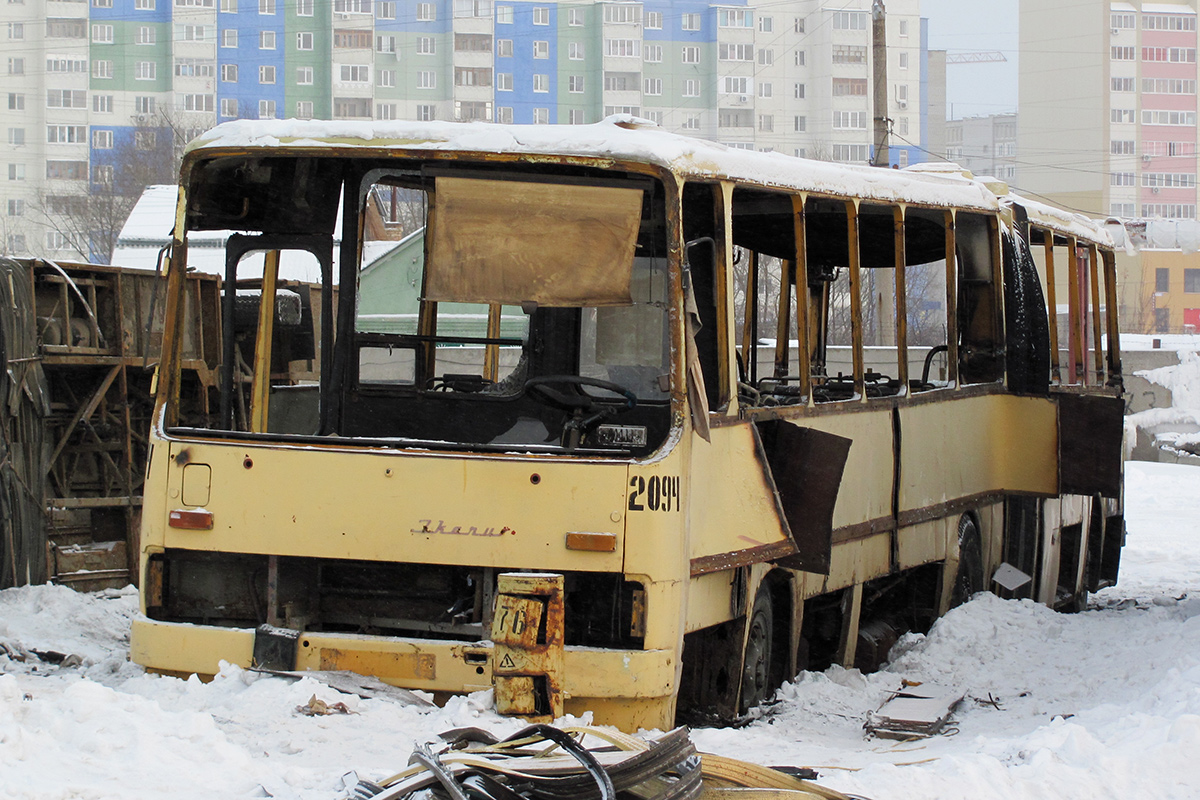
top-left (871, 0), bottom-right (889, 167)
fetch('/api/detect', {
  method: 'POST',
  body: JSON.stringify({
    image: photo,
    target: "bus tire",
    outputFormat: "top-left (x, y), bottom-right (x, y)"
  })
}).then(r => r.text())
top-left (740, 590), bottom-right (776, 713)
top-left (951, 514), bottom-right (984, 608)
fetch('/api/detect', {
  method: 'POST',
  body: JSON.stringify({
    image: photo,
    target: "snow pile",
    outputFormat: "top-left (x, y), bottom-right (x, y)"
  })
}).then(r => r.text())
top-left (2, 461), bottom-right (1200, 799)
top-left (1127, 349), bottom-right (1200, 458)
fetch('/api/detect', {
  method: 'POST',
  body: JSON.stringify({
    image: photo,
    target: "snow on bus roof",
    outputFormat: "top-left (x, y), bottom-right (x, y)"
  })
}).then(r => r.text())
top-left (1004, 192), bottom-right (1114, 248)
top-left (186, 116), bottom-right (1002, 212)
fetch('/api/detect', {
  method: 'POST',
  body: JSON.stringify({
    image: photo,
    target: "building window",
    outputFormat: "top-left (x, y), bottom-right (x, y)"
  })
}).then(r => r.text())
top-left (567, 74), bottom-right (583, 93)
top-left (376, 103), bottom-right (396, 120)
top-left (6, 199), bottom-right (23, 216)
top-left (296, 0), bottom-right (312, 14)
top-left (221, 63), bottom-right (238, 81)
top-left (259, 0), bottom-right (274, 12)
top-left (416, 3), bottom-right (434, 21)
top-left (794, 115), bottom-right (806, 131)
top-left (833, 110), bottom-right (867, 129)
top-left (92, 24), bottom-right (113, 43)
top-left (6, 22), bottom-right (22, 39)
top-left (1186, 269), bottom-right (1200, 293)
top-left (8, 58), bottom-right (24, 75)
top-left (296, 101), bottom-right (313, 118)
top-left (681, 46), bottom-right (699, 64)
top-left (832, 10), bottom-right (866, 30)
top-left (1157, 268), bottom-right (1171, 293)
top-left (496, 106), bottom-right (513, 123)
top-left (683, 114), bottom-right (700, 130)
top-left (339, 64), bottom-right (368, 82)
top-left (497, 39), bottom-right (512, 57)
top-left (418, 71), bottom-right (436, 88)
top-left (8, 164), bottom-right (26, 181)
top-left (496, 4), bottom-right (512, 22)
top-left (334, 29), bottom-right (371, 48)
top-left (721, 76), bottom-right (749, 95)
top-left (92, 94), bottom-right (111, 112)
top-left (534, 40), bottom-right (549, 58)
top-left (758, 114), bottom-right (773, 132)
top-left (180, 93), bottom-right (214, 111)
top-left (832, 45), bottom-right (866, 64)
top-left (260, 30), bottom-right (275, 48)
top-left (297, 66), bottom-right (313, 84)
top-left (497, 72), bottom-right (513, 90)
top-left (377, 0), bottom-right (394, 17)
top-left (221, 98), bottom-right (238, 117)
top-left (533, 108), bottom-right (549, 124)
top-left (256, 99), bottom-right (275, 118)
top-left (1111, 140), bottom-right (1135, 155)
top-left (719, 9), bottom-right (750, 27)
top-left (46, 160), bottom-right (89, 180)
top-left (681, 13), bottom-right (699, 31)
top-left (644, 44), bottom-right (661, 63)
top-left (533, 73), bottom-right (549, 92)
top-left (7, 129), bottom-right (24, 146)
top-left (758, 48), bottom-right (773, 66)
top-left (603, 4), bottom-right (639, 23)
top-left (1111, 46), bottom-right (1134, 60)
top-left (719, 43), bottom-right (753, 61)
top-left (334, 97), bottom-right (371, 117)
top-left (378, 69), bottom-right (395, 87)
top-left (1112, 12), bottom-right (1135, 29)
top-left (646, 11), bottom-right (661, 29)
top-left (795, 50), bottom-right (806, 66)
top-left (568, 7), bottom-right (583, 25)
top-left (417, 104), bottom-right (436, 121)
top-left (569, 41), bottom-right (584, 60)
top-left (297, 31), bottom-right (312, 50)
top-left (454, 67), bottom-right (492, 86)
top-left (532, 5), bottom-right (548, 24)
top-left (644, 77), bottom-right (661, 95)
top-left (46, 18), bottom-right (87, 38)
top-left (1156, 307), bottom-right (1171, 333)
top-left (1112, 77), bottom-right (1135, 92)
top-left (899, 51), bottom-right (908, 69)
top-left (683, 79), bottom-right (699, 97)
top-left (47, 90), bottom-right (87, 108)
top-left (135, 95), bottom-right (156, 114)
top-left (7, 235), bottom-right (26, 253)
top-left (1111, 172), bottom-right (1134, 186)
top-left (455, 100), bottom-right (492, 120)
top-left (758, 82), bottom-right (771, 98)
top-left (1111, 109), bottom-right (1135, 124)
top-left (758, 14), bottom-right (771, 32)
top-left (222, 29), bottom-right (237, 47)
top-left (567, 109), bottom-right (586, 124)
top-left (418, 36), bottom-right (435, 54)
top-left (220, 0), bottom-right (236, 11)
top-left (259, 65), bottom-right (275, 83)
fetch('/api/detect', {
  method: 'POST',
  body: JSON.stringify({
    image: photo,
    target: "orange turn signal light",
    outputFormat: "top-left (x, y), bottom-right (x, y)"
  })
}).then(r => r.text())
top-left (565, 531), bottom-right (617, 552)
top-left (169, 509), bottom-right (213, 530)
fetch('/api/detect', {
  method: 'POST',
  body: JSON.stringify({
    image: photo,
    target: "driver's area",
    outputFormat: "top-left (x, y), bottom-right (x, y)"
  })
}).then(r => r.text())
top-left (340, 163), bottom-right (673, 458)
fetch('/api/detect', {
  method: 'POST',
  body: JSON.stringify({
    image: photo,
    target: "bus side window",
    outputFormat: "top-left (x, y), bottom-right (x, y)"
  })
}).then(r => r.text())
top-left (904, 208), bottom-right (953, 391)
top-left (682, 183), bottom-right (727, 412)
top-left (956, 212), bottom-right (1004, 384)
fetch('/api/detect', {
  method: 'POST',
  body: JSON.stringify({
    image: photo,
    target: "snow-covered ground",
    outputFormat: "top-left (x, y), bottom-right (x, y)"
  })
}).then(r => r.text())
top-left (2, 461), bottom-right (1198, 800)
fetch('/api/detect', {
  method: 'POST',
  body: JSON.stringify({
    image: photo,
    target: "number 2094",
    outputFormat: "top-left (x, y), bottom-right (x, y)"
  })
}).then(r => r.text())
top-left (628, 475), bottom-right (680, 512)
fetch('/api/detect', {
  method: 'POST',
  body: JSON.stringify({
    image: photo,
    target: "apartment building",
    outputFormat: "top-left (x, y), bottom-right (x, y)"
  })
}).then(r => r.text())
top-left (2, 0), bottom-right (935, 262)
top-left (944, 112), bottom-right (1017, 181)
top-left (1019, 0), bottom-right (1199, 220)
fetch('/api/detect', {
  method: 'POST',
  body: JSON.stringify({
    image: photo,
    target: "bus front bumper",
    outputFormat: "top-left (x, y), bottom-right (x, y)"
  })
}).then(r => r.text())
top-left (130, 618), bottom-right (678, 727)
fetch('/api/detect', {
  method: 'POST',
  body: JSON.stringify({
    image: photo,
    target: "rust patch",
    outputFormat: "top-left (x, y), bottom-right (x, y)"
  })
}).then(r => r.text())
top-left (318, 648), bottom-right (436, 681)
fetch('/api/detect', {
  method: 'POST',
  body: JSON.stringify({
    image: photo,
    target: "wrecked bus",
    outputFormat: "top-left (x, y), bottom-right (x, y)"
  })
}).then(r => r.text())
top-left (130, 118), bottom-right (1125, 730)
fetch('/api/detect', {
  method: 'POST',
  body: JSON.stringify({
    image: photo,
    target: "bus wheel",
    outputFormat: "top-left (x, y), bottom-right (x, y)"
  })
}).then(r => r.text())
top-left (951, 514), bottom-right (984, 607)
top-left (740, 590), bottom-right (775, 713)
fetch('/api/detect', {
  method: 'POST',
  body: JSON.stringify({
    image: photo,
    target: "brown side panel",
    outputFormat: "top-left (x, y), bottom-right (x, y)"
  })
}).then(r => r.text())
top-left (755, 419), bottom-right (853, 574)
top-left (1057, 393), bottom-right (1124, 498)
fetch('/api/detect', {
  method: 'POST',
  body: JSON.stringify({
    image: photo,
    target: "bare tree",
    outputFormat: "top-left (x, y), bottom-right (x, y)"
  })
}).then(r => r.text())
top-left (32, 109), bottom-right (197, 264)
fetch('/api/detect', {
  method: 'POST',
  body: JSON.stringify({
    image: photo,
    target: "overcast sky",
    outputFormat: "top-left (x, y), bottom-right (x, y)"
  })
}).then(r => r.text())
top-left (920, 0), bottom-right (1019, 119)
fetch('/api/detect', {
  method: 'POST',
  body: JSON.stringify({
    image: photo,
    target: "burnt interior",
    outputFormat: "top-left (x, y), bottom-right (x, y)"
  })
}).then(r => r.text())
top-left (173, 155), bottom-right (674, 459)
top-left (147, 549), bottom-right (645, 649)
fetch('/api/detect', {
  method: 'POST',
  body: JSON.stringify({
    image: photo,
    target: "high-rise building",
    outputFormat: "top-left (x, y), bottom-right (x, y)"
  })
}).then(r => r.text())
top-left (2, 0), bottom-right (937, 263)
top-left (1019, 0), bottom-right (1198, 221)
top-left (944, 112), bottom-right (1017, 182)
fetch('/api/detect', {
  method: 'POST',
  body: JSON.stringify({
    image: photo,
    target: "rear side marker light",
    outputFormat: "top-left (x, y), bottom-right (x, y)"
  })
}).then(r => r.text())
top-left (565, 531), bottom-right (617, 552)
top-left (169, 509), bottom-right (213, 530)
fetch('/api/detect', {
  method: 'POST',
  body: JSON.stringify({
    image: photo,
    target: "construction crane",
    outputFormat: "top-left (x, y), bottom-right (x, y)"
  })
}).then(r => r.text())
top-left (945, 51), bottom-right (1008, 64)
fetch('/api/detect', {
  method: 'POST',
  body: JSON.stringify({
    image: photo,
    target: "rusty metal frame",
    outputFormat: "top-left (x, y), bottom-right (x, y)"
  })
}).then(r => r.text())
top-left (1040, 229), bottom-right (1061, 385)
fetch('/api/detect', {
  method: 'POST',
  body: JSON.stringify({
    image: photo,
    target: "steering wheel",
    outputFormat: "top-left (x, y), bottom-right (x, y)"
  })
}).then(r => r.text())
top-left (523, 375), bottom-right (638, 413)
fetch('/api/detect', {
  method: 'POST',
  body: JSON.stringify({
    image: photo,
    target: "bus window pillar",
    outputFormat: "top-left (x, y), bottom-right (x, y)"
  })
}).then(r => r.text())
top-left (1066, 236), bottom-right (1084, 385)
top-left (715, 182), bottom-right (736, 413)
